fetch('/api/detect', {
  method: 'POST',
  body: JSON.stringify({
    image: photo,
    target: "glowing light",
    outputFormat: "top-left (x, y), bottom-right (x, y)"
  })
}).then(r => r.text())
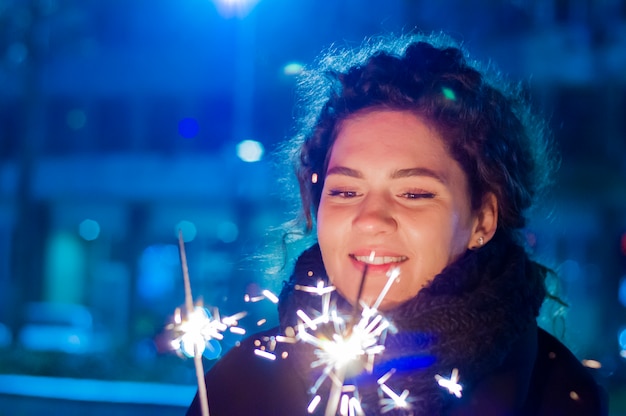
top-left (618, 327), bottom-right (626, 349)
top-left (582, 359), bottom-right (602, 369)
top-left (295, 280), bottom-right (335, 296)
top-left (442, 87), bottom-right (456, 100)
top-left (311, 173), bottom-right (318, 184)
top-left (67, 109), bottom-right (86, 130)
top-left (217, 221), bottom-right (238, 243)
top-left (7, 42), bottom-right (27, 64)
top-left (213, 0), bottom-right (260, 18)
top-left (236, 139), bottom-right (264, 162)
top-left (283, 62), bottom-right (304, 76)
top-left (230, 327), bottom-right (246, 335)
top-left (285, 269), bottom-right (399, 415)
top-left (377, 369), bottom-right (412, 412)
top-left (164, 232), bottom-right (245, 416)
top-left (178, 117), bottom-right (199, 139)
top-left (307, 395), bottom-right (321, 413)
top-left (168, 306), bottom-right (246, 358)
top-left (254, 349), bottom-right (276, 361)
top-left (176, 221), bottom-right (197, 242)
top-left (78, 219), bottom-right (100, 241)
top-left (619, 276), bottom-right (626, 307)
top-left (262, 290), bottom-right (279, 304)
top-left (435, 368), bottom-right (463, 398)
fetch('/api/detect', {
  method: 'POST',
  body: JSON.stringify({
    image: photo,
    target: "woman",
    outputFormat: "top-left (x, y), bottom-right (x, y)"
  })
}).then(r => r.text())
top-left (187, 33), bottom-right (607, 415)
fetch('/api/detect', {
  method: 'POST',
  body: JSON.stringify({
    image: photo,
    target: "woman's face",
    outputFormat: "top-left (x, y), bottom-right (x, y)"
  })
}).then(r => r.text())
top-left (317, 109), bottom-right (488, 310)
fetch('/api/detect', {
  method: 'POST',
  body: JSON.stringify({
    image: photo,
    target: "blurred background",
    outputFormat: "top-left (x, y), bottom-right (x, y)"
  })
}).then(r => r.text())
top-left (0, 0), bottom-right (625, 414)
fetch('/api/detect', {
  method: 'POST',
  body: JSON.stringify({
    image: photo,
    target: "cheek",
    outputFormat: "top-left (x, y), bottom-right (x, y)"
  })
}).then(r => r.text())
top-left (315, 205), bottom-right (338, 255)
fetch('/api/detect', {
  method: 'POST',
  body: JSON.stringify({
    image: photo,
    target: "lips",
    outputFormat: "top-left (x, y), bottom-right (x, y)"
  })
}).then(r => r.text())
top-left (350, 254), bottom-right (407, 265)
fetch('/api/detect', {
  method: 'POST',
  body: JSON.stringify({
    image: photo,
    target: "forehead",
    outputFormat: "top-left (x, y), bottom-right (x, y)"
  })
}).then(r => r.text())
top-left (330, 109), bottom-right (450, 165)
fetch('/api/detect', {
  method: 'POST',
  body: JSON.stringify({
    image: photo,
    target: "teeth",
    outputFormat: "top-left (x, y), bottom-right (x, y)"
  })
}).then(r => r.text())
top-left (353, 255), bottom-right (406, 265)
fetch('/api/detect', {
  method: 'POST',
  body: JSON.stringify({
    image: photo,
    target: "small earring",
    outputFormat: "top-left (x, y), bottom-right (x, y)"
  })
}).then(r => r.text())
top-left (477, 236), bottom-right (484, 246)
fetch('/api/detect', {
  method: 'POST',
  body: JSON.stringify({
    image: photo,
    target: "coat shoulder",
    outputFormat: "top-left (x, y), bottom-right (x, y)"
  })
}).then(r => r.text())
top-left (186, 327), bottom-right (308, 416)
top-left (524, 328), bottom-right (608, 416)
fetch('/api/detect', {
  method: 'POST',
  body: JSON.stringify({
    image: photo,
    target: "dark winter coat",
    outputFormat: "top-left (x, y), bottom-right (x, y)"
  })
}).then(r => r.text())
top-left (187, 237), bottom-right (607, 415)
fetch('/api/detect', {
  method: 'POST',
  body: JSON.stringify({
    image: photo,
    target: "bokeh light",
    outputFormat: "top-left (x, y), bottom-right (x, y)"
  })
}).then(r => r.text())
top-left (6, 42), bottom-right (27, 65)
top-left (236, 139), bottom-right (264, 162)
top-left (67, 109), bottom-right (87, 130)
top-left (213, 0), bottom-right (260, 18)
top-left (178, 117), bottom-right (199, 139)
top-left (619, 276), bottom-right (626, 308)
top-left (283, 62), bottom-right (304, 76)
top-left (217, 221), bottom-right (238, 243)
top-left (137, 244), bottom-right (179, 301)
top-left (176, 220), bottom-right (197, 242)
top-left (78, 219), bottom-right (100, 241)
top-left (619, 327), bottom-right (626, 350)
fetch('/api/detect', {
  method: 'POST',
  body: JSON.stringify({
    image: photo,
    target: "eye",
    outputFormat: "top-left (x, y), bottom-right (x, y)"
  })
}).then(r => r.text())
top-left (327, 189), bottom-right (361, 198)
top-left (401, 191), bottom-right (436, 199)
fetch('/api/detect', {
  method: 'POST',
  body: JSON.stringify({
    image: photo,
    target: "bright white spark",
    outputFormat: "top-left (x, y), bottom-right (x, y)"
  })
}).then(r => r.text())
top-left (262, 289), bottom-right (279, 303)
top-left (307, 395), bottom-right (322, 413)
top-left (168, 306), bottom-right (246, 358)
top-left (370, 267), bottom-right (401, 311)
top-left (377, 370), bottom-right (412, 413)
top-left (254, 349), bottom-right (277, 361)
top-left (291, 281), bottom-right (394, 416)
top-left (295, 280), bottom-right (336, 296)
top-left (435, 368), bottom-right (463, 398)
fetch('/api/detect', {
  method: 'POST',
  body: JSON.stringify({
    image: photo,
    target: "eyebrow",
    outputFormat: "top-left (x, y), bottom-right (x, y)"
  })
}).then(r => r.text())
top-left (326, 166), bottom-right (448, 184)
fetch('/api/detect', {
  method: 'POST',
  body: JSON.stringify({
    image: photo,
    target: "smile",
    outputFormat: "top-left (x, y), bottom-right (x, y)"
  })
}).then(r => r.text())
top-left (351, 254), bottom-right (407, 265)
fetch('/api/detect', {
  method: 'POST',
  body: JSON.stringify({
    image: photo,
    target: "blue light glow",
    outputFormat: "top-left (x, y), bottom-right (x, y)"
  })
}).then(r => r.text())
top-left (236, 139), bottom-right (264, 162)
top-left (213, 0), bottom-right (260, 18)
top-left (283, 62), bottom-right (304, 76)
top-left (178, 117), bottom-right (199, 139)
top-left (619, 327), bottom-right (626, 350)
top-left (176, 220), bottom-right (197, 242)
top-left (217, 220), bottom-right (238, 243)
top-left (79, 219), bottom-right (100, 241)
top-left (137, 244), bottom-right (178, 301)
top-left (0, 374), bottom-right (195, 406)
top-left (67, 109), bottom-right (87, 130)
top-left (619, 276), bottom-right (626, 307)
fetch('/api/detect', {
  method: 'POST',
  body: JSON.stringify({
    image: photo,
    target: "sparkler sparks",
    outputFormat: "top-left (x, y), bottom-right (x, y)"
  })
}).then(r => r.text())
top-left (377, 369), bottom-right (412, 413)
top-left (164, 231), bottom-right (245, 416)
top-left (435, 368), bottom-right (463, 398)
top-left (288, 266), bottom-right (401, 416)
top-left (168, 307), bottom-right (247, 358)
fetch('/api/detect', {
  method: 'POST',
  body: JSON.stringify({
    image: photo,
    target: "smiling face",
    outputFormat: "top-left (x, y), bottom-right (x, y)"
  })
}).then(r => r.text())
top-left (316, 109), bottom-right (496, 310)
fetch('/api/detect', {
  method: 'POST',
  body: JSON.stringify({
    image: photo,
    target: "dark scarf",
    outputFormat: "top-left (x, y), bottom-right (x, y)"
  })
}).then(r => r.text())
top-left (277, 233), bottom-right (547, 415)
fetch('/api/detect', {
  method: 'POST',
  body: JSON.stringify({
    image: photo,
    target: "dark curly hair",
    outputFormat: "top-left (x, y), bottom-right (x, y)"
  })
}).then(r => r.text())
top-left (286, 33), bottom-right (556, 244)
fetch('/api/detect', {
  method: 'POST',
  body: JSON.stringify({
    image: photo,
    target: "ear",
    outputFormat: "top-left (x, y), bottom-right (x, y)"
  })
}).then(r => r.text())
top-left (468, 192), bottom-right (498, 249)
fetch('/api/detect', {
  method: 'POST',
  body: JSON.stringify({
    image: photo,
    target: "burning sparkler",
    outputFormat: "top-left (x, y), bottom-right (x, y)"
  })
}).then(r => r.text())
top-left (164, 231), bottom-right (246, 416)
top-left (287, 258), bottom-right (402, 416)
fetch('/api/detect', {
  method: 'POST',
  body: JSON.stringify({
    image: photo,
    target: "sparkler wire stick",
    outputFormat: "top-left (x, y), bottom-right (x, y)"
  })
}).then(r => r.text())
top-left (326, 256), bottom-right (370, 416)
top-left (178, 231), bottom-right (210, 416)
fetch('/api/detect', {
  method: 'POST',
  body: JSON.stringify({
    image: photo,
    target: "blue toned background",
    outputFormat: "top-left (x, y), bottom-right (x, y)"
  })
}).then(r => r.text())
top-left (1, 0), bottom-right (625, 414)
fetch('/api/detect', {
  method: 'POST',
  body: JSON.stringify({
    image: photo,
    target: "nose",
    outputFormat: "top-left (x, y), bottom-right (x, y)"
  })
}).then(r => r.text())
top-left (352, 194), bottom-right (397, 235)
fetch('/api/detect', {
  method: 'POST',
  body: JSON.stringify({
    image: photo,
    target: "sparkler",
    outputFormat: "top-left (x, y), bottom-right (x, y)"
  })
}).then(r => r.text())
top-left (289, 257), bottom-right (402, 416)
top-left (165, 231), bottom-right (246, 416)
